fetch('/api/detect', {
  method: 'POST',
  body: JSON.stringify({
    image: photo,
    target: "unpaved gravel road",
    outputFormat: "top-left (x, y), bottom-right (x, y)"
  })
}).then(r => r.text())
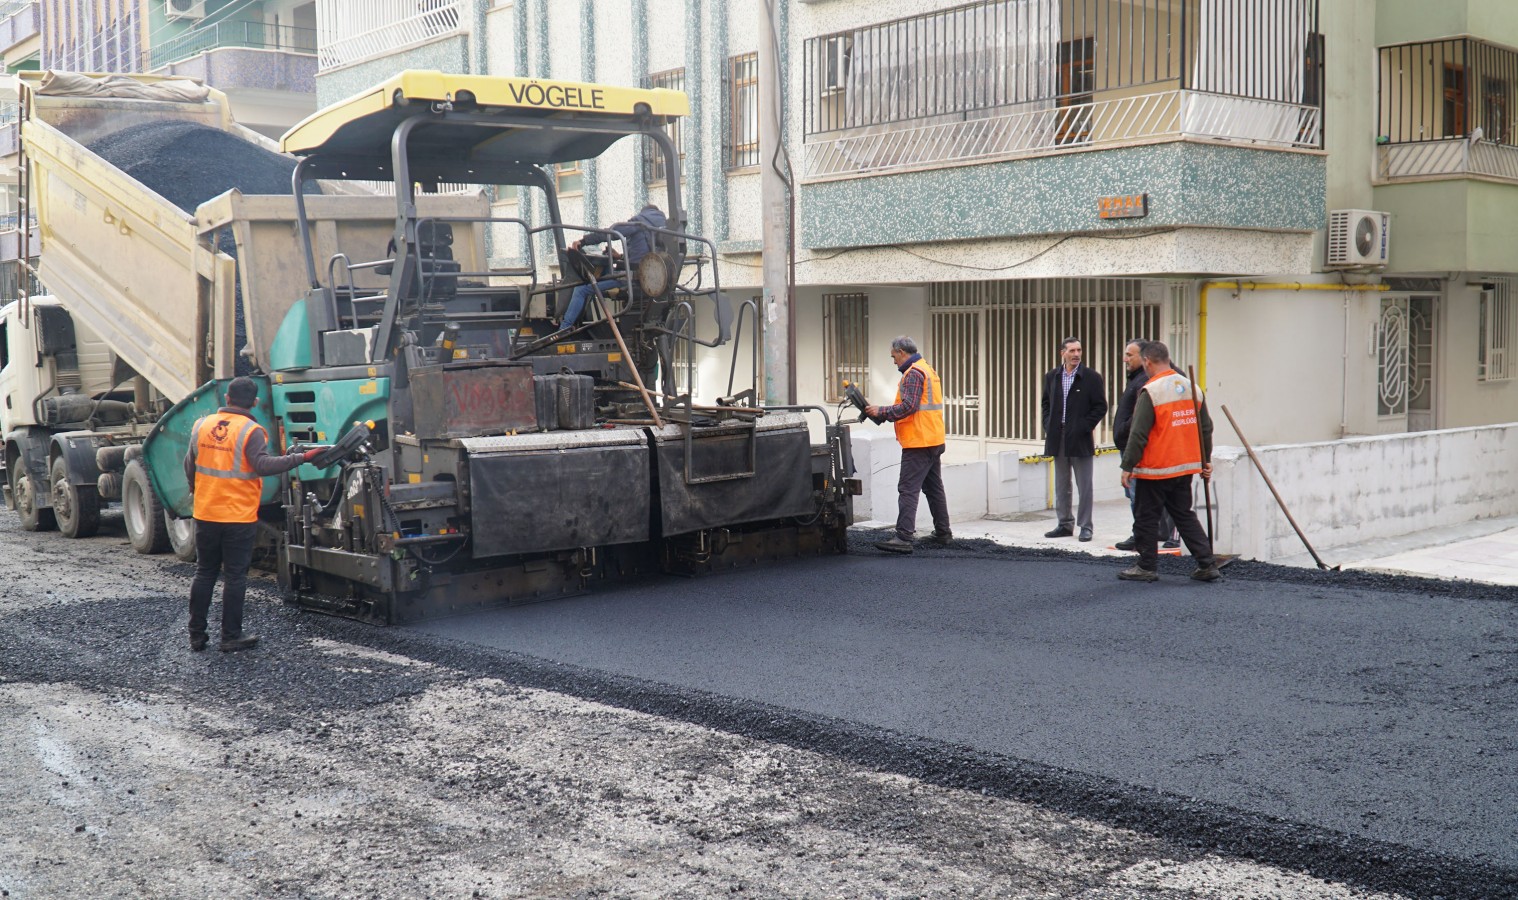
top-left (0, 510), bottom-right (1466, 899)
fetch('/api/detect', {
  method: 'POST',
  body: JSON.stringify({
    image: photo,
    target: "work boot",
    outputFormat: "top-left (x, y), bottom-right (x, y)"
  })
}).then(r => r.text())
top-left (1044, 526), bottom-right (1073, 538)
top-left (219, 634), bottom-right (260, 653)
top-left (189, 632), bottom-right (208, 653)
top-left (1114, 536), bottom-right (1137, 551)
top-left (874, 536), bottom-right (914, 554)
top-left (923, 530), bottom-right (953, 547)
top-left (1190, 564), bottom-right (1223, 583)
top-left (1117, 565), bottom-right (1159, 582)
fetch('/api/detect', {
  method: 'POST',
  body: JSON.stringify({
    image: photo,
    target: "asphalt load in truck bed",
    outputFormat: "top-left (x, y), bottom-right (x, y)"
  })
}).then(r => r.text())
top-left (1, 511), bottom-right (1514, 898)
top-left (86, 120), bottom-right (318, 216)
top-left (86, 121), bottom-right (323, 376)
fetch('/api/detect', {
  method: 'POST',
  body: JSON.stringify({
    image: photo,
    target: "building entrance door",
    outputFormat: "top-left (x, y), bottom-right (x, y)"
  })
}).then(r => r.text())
top-left (1408, 295), bottom-right (1438, 432)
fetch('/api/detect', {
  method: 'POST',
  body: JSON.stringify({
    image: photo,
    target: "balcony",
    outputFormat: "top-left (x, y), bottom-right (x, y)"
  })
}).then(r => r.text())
top-left (0, 1), bottom-right (37, 56)
top-left (317, 0), bottom-right (461, 71)
top-left (1377, 38), bottom-right (1518, 183)
top-left (143, 22), bottom-right (318, 118)
top-left (147, 22), bottom-right (316, 70)
top-left (801, 0), bottom-right (1325, 181)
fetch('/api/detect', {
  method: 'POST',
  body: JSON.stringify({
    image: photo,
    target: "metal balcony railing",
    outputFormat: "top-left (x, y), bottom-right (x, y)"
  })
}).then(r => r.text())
top-left (318, 0), bottom-right (461, 70)
top-left (802, 0), bottom-right (1324, 179)
top-left (805, 88), bottom-right (1322, 178)
top-left (147, 22), bottom-right (317, 71)
top-left (1378, 38), bottom-right (1518, 183)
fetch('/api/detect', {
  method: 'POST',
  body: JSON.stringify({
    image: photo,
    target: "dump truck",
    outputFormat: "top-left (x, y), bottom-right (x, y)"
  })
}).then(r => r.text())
top-left (1, 71), bottom-right (488, 559)
top-left (6, 69), bottom-right (857, 624)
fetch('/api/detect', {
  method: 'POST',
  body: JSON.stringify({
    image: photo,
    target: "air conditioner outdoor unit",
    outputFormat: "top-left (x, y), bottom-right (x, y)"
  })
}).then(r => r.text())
top-left (165, 0), bottom-right (206, 21)
top-left (1326, 209), bottom-right (1390, 267)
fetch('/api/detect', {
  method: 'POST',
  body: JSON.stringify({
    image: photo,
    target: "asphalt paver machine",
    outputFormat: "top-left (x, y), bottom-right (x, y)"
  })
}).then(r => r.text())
top-left (142, 70), bottom-right (857, 624)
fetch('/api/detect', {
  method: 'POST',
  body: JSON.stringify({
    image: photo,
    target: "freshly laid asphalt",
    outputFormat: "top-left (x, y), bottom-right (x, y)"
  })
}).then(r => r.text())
top-left (411, 539), bottom-right (1518, 894)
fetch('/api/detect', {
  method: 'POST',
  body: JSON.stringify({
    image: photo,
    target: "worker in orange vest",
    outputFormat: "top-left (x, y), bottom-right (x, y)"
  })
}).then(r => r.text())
top-left (182, 376), bottom-right (326, 652)
top-left (1117, 341), bottom-right (1221, 583)
top-left (866, 335), bottom-right (951, 554)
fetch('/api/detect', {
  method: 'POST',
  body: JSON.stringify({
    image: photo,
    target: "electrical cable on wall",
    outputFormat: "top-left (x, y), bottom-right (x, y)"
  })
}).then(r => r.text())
top-left (721, 227), bottom-right (1181, 273)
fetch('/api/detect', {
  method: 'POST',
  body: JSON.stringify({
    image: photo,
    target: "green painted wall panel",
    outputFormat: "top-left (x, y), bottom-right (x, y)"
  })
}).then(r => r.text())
top-left (1376, 179), bottom-right (1518, 272)
top-left (1376, 0), bottom-right (1466, 45)
top-left (1377, 0), bottom-right (1518, 48)
top-left (800, 143), bottom-right (1325, 251)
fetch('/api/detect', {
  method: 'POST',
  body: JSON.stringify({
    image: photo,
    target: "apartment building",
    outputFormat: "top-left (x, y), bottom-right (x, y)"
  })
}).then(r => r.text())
top-left (307, 1), bottom-right (1518, 453)
top-left (0, 0), bottom-right (321, 307)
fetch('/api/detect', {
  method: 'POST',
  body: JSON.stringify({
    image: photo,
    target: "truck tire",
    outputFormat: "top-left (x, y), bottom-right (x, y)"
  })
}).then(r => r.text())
top-left (11, 466), bottom-right (55, 532)
top-left (166, 512), bottom-right (197, 563)
top-left (51, 456), bottom-right (100, 538)
top-left (122, 461), bottom-right (170, 554)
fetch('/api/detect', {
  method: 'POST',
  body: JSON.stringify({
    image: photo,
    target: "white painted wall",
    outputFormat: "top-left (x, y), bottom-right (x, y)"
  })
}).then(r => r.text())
top-left (1211, 422), bottom-right (1518, 560)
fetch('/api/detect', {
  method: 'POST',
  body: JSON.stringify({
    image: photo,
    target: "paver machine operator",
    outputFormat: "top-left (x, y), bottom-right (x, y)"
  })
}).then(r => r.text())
top-left (141, 70), bottom-right (858, 624)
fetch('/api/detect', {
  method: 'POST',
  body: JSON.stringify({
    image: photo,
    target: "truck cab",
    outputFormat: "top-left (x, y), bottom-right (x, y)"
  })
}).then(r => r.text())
top-left (1, 297), bottom-right (168, 543)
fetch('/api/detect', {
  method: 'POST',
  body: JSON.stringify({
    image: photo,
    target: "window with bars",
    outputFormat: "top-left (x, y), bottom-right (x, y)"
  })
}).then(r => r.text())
top-left (726, 52), bottom-right (760, 169)
top-left (1480, 280), bottom-right (1515, 382)
top-left (644, 68), bottom-right (685, 183)
top-left (928, 279), bottom-right (1160, 443)
top-left (823, 293), bottom-right (869, 402)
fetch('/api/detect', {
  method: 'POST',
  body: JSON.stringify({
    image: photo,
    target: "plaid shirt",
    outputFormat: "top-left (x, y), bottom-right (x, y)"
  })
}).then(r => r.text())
top-left (876, 355), bottom-right (926, 422)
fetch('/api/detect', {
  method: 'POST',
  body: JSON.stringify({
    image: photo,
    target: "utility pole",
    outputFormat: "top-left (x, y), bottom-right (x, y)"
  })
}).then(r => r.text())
top-left (757, 0), bottom-right (791, 404)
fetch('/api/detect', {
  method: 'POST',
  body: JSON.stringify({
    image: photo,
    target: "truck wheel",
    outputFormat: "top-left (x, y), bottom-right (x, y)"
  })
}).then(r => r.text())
top-left (12, 467), bottom-right (55, 532)
top-left (122, 461), bottom-right (169, 554)
top-left (51, 456), bottom-right (100, 538)
top-left (166, 512), bottom-right (197, 562)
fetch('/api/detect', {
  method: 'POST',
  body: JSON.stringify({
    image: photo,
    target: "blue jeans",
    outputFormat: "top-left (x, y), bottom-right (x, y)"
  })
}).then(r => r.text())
top-left (563, 279), bottom-right (622, 329)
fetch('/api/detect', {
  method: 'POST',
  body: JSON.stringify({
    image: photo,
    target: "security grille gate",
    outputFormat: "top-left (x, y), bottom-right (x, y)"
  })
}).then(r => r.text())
top-left (930, 279), bottom-right (1161, 444)
top-left (822, 293), bottom-right (869, 402)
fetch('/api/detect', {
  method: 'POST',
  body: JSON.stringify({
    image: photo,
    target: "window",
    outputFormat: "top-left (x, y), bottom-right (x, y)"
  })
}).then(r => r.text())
top-left (726, 52), bottom-right (759, 169)
top-left (1443, 64), bottom-right (1468, 137)
top-left (555, 160), bottom-right (584, 196)
top-left (823, 293), bottom-right (869, 403)
top-left (0, 320), bottom-right (8, 370)
top-left (1483, 76), bottom-right (1509, 143)
top-left (1056, 37), bottom-right (1095, 145)
top-left (644, 68), bottom-right (685, 183)
top-left (1480, 280), bottom-right (1515, 382)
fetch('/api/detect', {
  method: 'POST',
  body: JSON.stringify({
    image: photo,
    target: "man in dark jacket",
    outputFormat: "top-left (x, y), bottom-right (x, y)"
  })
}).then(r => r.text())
top-left (1041, 337), bottom-right (1108, 542)
top-left (1112, 339), bottom-right (1176, 552)
top-left (557, 203), bottom-right (667, 335)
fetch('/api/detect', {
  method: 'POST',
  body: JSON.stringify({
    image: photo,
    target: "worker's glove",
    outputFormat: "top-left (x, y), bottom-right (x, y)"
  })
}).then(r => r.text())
top-left (302, 447), bottom-right (331, 462)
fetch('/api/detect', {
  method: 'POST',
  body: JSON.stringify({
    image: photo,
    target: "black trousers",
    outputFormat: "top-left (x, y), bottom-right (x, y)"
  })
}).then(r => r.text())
top-left (896, 444), bottom-right (950, 540)
top-left (189, 519), bottom-right (258, 639)
top-left (1133, 475), bottom-right (1213, 571)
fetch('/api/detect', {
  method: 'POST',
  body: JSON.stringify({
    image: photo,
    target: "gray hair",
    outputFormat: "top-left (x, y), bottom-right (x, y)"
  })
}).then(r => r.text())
top-left (1140, 340), bottom-right (1172, 365)
top-left (1061, 336), bottom-right (1082, 351)
top-left (891, 335), bottom-right (918, 355)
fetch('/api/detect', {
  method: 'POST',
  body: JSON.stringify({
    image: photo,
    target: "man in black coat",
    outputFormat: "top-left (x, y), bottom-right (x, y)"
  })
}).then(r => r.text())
top-left (1112, 339), bottom-right (1176, 551)
top-left (1041, 337), bottom-right (1108, 542)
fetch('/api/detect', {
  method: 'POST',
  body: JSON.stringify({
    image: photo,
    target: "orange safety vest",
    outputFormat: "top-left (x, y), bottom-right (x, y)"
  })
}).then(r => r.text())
top-left (190, 410), bottom-right (266, 523)
top-left (1132, 369), bottom-right (1204, 480)
top-left (894, 359), bottom-right (946, 449)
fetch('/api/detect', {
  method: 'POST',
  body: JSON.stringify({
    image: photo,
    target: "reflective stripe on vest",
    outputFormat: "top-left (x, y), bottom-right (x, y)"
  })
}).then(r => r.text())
top-left (1132, 371), bottom-right (1204, 479)
top-left (191, 412), bottom-right (265, 523)
top-left (894, 359), bottom-right (946, 449)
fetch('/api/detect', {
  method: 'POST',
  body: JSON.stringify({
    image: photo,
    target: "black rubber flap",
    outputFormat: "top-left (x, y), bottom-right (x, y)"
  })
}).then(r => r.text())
top-left (468, 442), bottom-right (651, 557)
top-left (656, 426), bottom-right (814, 536)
